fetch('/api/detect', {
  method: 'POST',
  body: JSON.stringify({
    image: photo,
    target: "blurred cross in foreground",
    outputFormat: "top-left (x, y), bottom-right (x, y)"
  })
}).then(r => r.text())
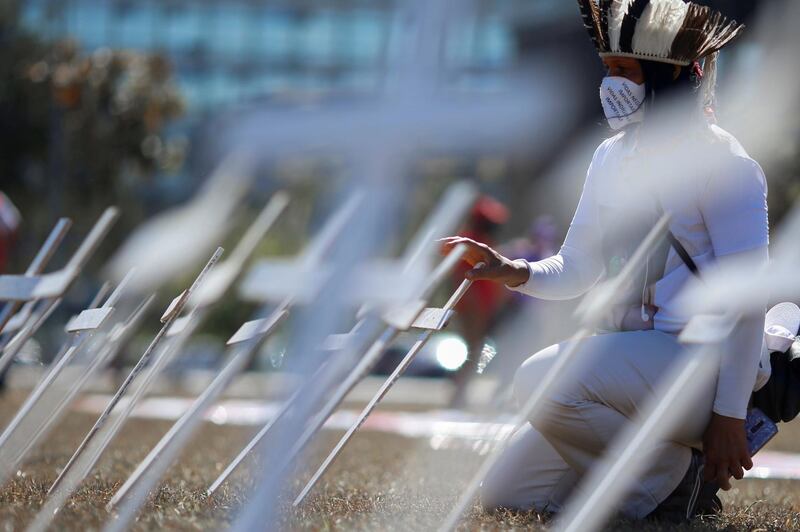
top-left (204, 182), bottom-right (474, 498)
top-left (225, 0), bottom-right (574, 529)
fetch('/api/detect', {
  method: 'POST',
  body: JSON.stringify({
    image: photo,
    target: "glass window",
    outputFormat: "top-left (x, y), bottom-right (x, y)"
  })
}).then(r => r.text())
top-left (337, 9), bottom-right (386, 66)
top-left (70, 0), bottom-right (111, 50)
top-left (110, 0), bottom-right (152, 50)
top-left (163, 2), bottom-right (202, 52)
top-left (296, 10), bottom-right (335, 66)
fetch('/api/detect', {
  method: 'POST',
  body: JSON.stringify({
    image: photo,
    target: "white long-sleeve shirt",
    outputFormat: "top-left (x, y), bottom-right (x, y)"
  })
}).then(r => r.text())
top-left (509, 124), bottom-right (770, 419)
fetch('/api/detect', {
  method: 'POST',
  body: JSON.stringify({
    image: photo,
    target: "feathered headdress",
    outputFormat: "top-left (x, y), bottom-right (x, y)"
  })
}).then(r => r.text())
top-left (577, 0), bottom-right (744, 65)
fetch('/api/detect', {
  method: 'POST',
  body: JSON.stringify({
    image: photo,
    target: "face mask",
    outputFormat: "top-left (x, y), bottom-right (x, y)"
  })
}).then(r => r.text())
top-left (599, 76), bottom-right (646, 130)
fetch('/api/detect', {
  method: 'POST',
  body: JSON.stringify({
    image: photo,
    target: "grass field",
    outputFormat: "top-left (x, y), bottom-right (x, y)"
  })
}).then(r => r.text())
top-left (0, 392), bottom-right (799, 531)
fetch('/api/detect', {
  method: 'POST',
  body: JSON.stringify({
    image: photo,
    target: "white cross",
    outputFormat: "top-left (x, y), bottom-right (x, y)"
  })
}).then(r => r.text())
top-left (226, 0), bottom-right (571, 529)
top-left (0, 209), bottom-right (118, 375)
top-left (0, 268), bottom-right (137, 487)
top-left (0, 218), bottom-right (71, 335)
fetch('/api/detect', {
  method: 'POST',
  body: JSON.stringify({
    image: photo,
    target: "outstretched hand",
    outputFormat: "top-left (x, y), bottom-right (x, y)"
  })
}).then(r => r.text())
top-left (439, 236), bottom-right (529, 287)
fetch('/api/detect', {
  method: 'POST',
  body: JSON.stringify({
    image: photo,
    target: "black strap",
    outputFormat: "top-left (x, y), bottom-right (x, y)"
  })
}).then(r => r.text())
top-left (653, 193), bottom-right (700, 277)
top-left (667, 231), bottom-right (700, 276)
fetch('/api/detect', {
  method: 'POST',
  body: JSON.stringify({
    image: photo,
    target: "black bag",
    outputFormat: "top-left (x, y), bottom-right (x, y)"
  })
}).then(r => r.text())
top-left (752, 341), bottom-right (800, 423)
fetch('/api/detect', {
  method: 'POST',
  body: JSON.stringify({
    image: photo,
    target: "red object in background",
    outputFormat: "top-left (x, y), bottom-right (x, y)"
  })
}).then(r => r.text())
top-left (471, 196), bottom-right (509, 226)
top-left (0, 192), bottom-right (21, 273)
top-left (455, 195), bottom-right (510, 319)
top-left (455, 229), bottom-right (507, 317)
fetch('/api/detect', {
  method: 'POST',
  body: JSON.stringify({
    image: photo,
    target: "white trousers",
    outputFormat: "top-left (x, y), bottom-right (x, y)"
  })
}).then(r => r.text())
top-left (481, 330), bottom-right (716, 518)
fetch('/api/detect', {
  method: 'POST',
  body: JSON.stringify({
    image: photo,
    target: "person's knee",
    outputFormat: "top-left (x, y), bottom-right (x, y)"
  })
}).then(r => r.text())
top-left (511, 363), bottom-right (530, 408)
top-left (515, 371), bottom-right (580, 440)
top-left (512, 345), bottom-right (559, 407)
top-left (530, 395), bottom-right (573, 440)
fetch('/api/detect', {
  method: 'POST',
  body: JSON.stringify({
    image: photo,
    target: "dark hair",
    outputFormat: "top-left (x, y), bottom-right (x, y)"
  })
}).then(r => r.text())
top-left (640, 60), bottom-right (702, 122)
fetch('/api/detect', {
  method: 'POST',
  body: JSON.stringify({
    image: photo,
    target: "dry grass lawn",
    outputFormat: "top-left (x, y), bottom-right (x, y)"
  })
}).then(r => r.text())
top-left (0, 392), bottom-right (798, 531)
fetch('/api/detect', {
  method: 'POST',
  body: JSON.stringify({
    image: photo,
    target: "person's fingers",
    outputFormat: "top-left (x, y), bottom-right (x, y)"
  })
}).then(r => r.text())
top-left (438, 236), bottom-right (464, 255)
top-left (742, 454), bottom-right (754, 470)
top-left (438, 237), bottom-right (492, 264)
top-left (730, 463), bottom-right (745, 481)
top-left (715, 463), bottom-right (732, 490)
top-left (438, 236), bottom-right (475, 246)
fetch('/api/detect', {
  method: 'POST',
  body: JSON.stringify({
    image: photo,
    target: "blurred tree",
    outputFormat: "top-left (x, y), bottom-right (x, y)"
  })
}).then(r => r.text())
top-left (0, 6), bottom-right (185, 267)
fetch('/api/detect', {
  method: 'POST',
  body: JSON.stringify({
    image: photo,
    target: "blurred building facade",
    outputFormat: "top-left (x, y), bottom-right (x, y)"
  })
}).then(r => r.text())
top-left (19, 0), bottom-right (575, 114)
top-left (13, 0), bottom-right (772, 231)
top-left (16, 1), bottom-right (597, 221)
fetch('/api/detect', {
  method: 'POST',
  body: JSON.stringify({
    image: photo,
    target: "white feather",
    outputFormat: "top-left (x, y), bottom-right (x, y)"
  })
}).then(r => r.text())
top-left (632, 0), bottom-right (689, 58)
top-left (608, 0), bottom-right (635, 52)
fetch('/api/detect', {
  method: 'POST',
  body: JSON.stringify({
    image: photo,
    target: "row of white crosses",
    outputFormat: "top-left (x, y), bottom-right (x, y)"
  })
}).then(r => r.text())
top-left (97, 176), bottom-right (482, 530)
top-left (27, 192), bottom-right (291, 532)
top-left (42, 192), bottom-right (288, 506)
top-left (61, 0), bottom-right (569, 524)
top-left (292, 258), bottom-right (484, 506)
top-left (0, 189), bottom-right (256, 525)
top-left (0, 179), bottom-right (272, 529)
top-left (229, 213), bottom-right (478, 527)
top-left (0, 269), bottom-right (138, 485)
top-left (0, 218), bottom-right (71, 346)
top-left (26, 249), bottom-right (225, 532)
top-left (0, 210), bottom-right (125, 481)
top-left (216, 0), bottom-right (574, 527)
top-left (0, 166), bottom-right (482, 532)
top-left (105, 185), bottom-right (477, 529)
top-left (99, 190), bottom-right (360, 530)
top-left (0, 209), bottom-right (118, 365)
top-left (205, 184), bottom-right (477, 501)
